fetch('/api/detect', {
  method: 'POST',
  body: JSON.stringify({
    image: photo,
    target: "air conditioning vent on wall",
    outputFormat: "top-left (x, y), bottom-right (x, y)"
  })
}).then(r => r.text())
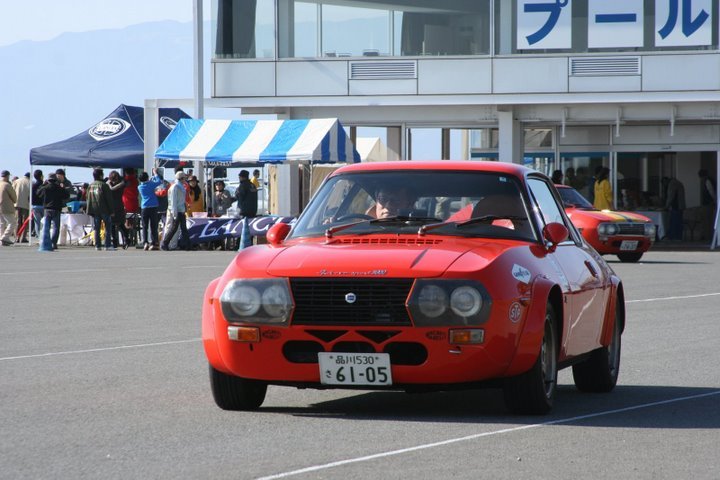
top-left (570, 56), bottom-right (641, 76)
top-left (349, 61), bottom-right (417, 80)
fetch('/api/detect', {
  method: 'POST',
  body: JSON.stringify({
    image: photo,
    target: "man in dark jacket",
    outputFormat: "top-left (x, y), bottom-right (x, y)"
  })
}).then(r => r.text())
top-left (86, 168), bottom-right (115, 251)
top-left (55, 168), bottom-right (76, 207)
top-left (37, 173), bottom-right (69, 251)
top-left (235, 169), bottom-right (258, 250)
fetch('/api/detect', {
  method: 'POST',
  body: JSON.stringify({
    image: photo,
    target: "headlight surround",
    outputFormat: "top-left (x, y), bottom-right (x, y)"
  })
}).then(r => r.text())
top-left (408, 280), bottom-right (491, 326)
top-left (220, 278), bottom-right (294, 325)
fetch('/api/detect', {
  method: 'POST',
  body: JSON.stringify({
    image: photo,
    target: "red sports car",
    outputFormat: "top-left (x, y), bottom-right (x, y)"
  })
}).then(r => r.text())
top-left (203, 162), bottom-right (625, 414)
top-left (556, 185), bottom-right (656, 263)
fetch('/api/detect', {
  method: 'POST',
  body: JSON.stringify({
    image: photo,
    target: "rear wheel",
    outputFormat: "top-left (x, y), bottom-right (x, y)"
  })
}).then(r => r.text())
top-left (209, 365), bottom-right (267, 410)
top-left (617, 252), bottom-right (643, 263)
top-left (572, 304), bottom-right (621, 393)
top-left (504, 304), bottom-right (558, 415)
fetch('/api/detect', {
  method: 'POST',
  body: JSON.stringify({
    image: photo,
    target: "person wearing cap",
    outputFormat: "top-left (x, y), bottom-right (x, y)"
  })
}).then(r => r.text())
top-left (0, 170), bottom-right (18, 246)
top-left (12, 172), bottom-right (31, 243)
top-left (36, 173), bottom-right (69, 251)
top-left (160, 171), bottom-right (191, 251)
top-left (186, 175), bottom-right (205, 216)
top-left (137, 168), bottom-right (164, 250)
top-left (86, 168), bottom-right (115, 251)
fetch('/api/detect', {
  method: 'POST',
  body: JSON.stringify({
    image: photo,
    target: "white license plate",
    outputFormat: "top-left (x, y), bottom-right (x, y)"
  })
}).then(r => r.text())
top-left (318, 352), bottom-right (392, 386)
top-left (620, 240), bottom-right (639, 251)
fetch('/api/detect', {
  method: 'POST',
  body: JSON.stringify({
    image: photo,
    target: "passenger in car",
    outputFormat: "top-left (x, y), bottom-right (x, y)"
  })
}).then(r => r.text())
top-left (471, 192), bottom-right (530, 234)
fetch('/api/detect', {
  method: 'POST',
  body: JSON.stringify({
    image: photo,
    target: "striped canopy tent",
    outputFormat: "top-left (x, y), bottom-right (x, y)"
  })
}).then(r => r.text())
top-left (154, 118), bottom-right (360, 165)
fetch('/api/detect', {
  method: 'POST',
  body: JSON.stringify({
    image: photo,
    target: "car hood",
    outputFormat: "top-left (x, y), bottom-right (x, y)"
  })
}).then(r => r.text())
top-left (566, 208), bottom-right (650, 223)
top-left (264, 238), bottom-right (516, 278)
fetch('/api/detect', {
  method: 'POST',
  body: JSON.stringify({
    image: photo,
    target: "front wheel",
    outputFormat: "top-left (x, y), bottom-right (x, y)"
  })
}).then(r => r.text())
top-left (209, 365), bottom-right (267, 410)
top-left (503, 304), bottom-right (558, 415)
top-left (572, 304), bottom-right (622, 392)
top-left (617, 252), bottom-right (643, 263)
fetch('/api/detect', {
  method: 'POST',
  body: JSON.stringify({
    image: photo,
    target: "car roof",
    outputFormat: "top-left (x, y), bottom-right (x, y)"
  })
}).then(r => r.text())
top-left (332, 161), bottom-right (534, 178)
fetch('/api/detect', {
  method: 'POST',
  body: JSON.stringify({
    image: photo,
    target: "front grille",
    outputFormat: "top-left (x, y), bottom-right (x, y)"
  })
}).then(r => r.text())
top-left (616, 223), bottom-right (645, 235)
top-left (290, 278), bottom-right (413, 326)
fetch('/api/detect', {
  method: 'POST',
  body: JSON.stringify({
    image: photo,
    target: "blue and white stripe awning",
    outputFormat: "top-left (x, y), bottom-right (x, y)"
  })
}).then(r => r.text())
top-left (155, 118), bottom-right (360, 164)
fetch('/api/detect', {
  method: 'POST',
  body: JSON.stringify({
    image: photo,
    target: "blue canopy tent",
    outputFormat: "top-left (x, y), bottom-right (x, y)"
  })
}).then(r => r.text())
top-left (30, 104), bottom-right (191, 169)
top-left (154, 118), bottom-right (360, 165)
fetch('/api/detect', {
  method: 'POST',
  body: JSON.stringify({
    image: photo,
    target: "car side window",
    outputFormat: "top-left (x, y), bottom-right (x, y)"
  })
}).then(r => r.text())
top-left (528, 178), bottom-right (584, 245)
top-left (528, 178), bottom-right (570, 226)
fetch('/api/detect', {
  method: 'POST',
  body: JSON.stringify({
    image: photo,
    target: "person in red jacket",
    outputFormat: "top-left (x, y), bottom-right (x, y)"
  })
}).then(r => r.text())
top-left (121, 168), bottom-right (140, 214)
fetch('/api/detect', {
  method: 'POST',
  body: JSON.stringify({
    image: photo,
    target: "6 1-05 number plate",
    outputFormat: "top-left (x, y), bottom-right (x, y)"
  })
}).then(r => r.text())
top-left (318, 353), bottom-right (392, 386)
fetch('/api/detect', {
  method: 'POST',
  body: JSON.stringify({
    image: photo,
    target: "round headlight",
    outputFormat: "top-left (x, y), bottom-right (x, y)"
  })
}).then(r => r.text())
top-left (450, 286), bottom-right (482, 317)
top-left (262, 284), bottom-right (291, 318)
top-left (644, 223), bottom-right (657, 237)
top-left (221, 283), bottom-right (261, 317)
top-left (418, 284), bottom-right (448, 318)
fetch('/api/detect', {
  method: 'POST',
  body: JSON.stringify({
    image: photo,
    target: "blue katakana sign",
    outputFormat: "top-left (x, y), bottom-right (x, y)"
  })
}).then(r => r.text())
top-left (656, 0), bottom-right (711, 46)
top-left (588, 0), bottom-right (644, 48)
top-left (517, 0), bottom-right (572, 50)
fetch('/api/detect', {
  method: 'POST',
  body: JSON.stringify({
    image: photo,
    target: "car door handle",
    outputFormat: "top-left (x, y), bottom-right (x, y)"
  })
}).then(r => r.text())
top-left (584, 260), bottom-right (598, 278)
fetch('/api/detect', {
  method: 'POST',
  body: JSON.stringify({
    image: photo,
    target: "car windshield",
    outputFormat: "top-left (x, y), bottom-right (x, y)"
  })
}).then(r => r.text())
top-left (557, 187), bottom-right (594, 209)
top-left (290, 171), bottom-right (537, 241)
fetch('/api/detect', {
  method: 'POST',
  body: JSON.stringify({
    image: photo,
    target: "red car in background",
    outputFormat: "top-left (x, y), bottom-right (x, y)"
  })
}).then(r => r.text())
top-left (556, 185), bottom-right (656, 263)
top-left (203, 162), bottom-right (625, 415)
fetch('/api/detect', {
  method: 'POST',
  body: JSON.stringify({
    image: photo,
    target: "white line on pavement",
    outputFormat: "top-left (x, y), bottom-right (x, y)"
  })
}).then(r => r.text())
top-left (256, 390), bottom-right (720, 480)
top-left (0, 339), bottom-right (200, 361)
top-left (627, 292), bottom-right (720, 303)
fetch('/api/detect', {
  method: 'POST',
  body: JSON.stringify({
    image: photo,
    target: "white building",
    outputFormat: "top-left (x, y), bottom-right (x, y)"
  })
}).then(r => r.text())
top-left (146, 0), bottom-right (719, 241)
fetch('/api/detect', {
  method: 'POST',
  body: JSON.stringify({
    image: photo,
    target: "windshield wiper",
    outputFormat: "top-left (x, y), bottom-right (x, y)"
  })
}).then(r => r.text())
top-left (418, 215), bottom-right (527, 236)
top-left (325, 215), bottom-right (442, 239)
top-left (325, 219), bottom-right (373, 239)
top-left (456, 215), bottom-right (526, 228)
top-left (369, 215), bottom-right (442, 224)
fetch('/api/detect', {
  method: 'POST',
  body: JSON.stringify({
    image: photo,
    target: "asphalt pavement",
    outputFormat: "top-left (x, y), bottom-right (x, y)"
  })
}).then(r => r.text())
top-left (1, 246), bottom-right (719, 479)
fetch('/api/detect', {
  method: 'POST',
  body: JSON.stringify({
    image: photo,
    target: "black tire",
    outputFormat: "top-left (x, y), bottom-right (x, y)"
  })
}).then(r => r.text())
top-left (504, 304), bottom-right (558, 415)
top-left (617, 252), bottom-right (643, 263)
top-left (572, 304), bottom-right (622, 393)
top-left (209, 365), bottom-right (267, 411)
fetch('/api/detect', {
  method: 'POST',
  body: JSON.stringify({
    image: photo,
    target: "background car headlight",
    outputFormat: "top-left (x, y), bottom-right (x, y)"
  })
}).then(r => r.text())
top-left (220, 279), bottom-right (294, 325)
top-left (598, 223), bottom-right (619, 236)
top-left (408, 280), bottom-right (491, 326)
top-left (644, 223), bottom-right (657, 238)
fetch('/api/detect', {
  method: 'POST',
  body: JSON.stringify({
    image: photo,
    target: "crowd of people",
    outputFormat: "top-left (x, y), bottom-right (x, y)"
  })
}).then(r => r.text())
top-left (0, 166), bottom-right (259, 251)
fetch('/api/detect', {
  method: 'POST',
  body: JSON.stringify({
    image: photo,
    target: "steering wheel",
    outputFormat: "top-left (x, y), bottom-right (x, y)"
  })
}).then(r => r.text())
top-left (335, 213), bottom-right (373, 222)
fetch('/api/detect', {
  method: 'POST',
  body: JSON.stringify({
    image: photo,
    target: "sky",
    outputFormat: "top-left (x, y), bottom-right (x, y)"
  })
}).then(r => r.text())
top-left (0, 0), bottom-right (205, 47)
top-left (1, 0), bottom-right (451, 177)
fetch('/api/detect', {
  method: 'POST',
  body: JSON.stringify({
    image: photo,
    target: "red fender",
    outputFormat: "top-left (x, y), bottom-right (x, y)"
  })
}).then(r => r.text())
top-left (599, 275), bottom-right (623, 346)
top-left (503, 276), bottom-right (556, 377)
top-left (202, 277), bottom-right (228, 372)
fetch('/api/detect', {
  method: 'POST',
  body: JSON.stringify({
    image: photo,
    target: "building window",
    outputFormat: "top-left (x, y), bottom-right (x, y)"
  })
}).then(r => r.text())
top-left (278, 0), bottom-right (491, 58)
top-left (214, 0), bottom-right (275, 59)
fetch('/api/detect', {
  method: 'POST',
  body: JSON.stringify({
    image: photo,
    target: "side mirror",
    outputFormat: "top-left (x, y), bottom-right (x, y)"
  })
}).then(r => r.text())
top-left (266, 222), bottom-right (291, 246)
top-left (542, 222), bottom-right (569, 251)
